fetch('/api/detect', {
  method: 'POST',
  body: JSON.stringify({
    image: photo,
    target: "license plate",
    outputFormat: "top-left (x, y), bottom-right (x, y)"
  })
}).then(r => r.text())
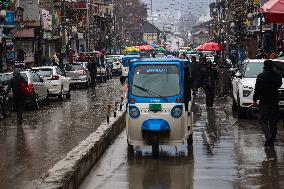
top-left (279, 101), bottom-right (284, 105)
top-left (149, 104), bottom-right (161, 111)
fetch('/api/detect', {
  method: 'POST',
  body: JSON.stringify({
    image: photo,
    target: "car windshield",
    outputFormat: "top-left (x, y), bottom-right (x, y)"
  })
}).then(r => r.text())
top-left (65, 64), bottom-right (84, 71)
top-left (33, 69), bottom-right (53, 77)
top-left (0, 74), bottom-right (12, 86)
top-left (243, 62), bottom-right (263, 78)
top-left (131, 64), bottom-right (180, 98)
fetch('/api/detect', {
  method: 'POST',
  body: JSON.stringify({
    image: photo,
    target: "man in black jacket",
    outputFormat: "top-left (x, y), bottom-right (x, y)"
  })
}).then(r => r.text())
top-left (6, 68), bottom-right (28, 124)
top-left (253, 60), bottom-right (282, 148)
top-left (200, 60), bottom-right (218, 110)
top-left (190, 56), bottom-right (201, 96)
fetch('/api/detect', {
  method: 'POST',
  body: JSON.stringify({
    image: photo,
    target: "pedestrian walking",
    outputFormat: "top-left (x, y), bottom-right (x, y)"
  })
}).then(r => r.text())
top-left (252, 60), bottom-right (282, 148)
top-left (190, 56), bottom-right (201, 96)
top-left (256, 49), bottom-right (266, 59)
top-left (216, 60), bottom-right (229, 97)
top-left (184, 61), bottom-right (192, 112)
top-left (52, 54), bottom-right (59, 67)
top-left (200, 60), bottom-right (218, 110)
top-left (5, 68), bottom-right (29, 124)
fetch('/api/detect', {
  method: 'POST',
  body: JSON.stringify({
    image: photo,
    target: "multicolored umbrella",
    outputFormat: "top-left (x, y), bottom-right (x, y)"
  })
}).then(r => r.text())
top-left (150, 44), bottom-right (159, 48)
top-left (123, 47), bottom-right (140, 54)
top-left (135, 45), bottom-right (154, 51)
top-left (196, 42), bottom-right (224, 51)
top-left (154, 47), bottom-right (165, 52)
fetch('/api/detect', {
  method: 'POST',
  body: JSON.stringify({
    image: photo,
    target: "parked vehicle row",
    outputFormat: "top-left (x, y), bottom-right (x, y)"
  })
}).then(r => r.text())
top-left (0, 66), bottom-right (71, 114)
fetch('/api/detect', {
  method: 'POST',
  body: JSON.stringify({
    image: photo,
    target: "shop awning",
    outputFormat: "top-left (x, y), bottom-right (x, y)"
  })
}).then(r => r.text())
top-left (260, 0), bottom-right (284, 23)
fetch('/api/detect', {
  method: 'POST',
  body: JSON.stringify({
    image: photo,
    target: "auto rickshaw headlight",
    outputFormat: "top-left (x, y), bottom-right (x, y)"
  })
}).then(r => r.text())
top-left (171, 105), bottom-right (183, 118)
top-left (129, 106), bottom-right (140, 118)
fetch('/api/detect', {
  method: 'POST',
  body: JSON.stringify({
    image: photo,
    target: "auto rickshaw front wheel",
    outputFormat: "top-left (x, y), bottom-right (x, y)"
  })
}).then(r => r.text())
top-left (151, 136), bottom-right (159, 157)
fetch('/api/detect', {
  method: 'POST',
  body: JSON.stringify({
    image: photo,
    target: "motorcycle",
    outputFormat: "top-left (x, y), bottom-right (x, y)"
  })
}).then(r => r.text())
top-left (0, 86), bottom-right (13, 120)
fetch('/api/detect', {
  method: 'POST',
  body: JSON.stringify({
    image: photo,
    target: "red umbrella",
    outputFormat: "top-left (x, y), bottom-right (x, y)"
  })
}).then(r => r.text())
top-left (260, 0), bottom-right (284, 23)
top-left (135, 45), bottom-right (154, 51)
top-left (196, 42), bottom-right (224, 51)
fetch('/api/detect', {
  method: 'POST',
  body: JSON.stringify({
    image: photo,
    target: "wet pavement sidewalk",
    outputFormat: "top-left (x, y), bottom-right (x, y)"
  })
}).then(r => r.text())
top-left (0, 79), bottom-right (123, 189)
top-left (80, 96), bottom-right (284, 189)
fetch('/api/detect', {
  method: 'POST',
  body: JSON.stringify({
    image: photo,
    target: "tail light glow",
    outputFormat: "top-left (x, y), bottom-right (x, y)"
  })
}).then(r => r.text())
top-left (48, 75), bottom-right (59, 80)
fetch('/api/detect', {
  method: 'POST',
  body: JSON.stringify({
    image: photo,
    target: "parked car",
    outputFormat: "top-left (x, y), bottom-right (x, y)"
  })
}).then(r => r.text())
top-left (64, 62), bottom-right (91, 88)
top-left (232, 59), bottom-right (284, 118)
top-left (105, 55), bottom-right (122, 76)
top-left (0, 73), bottom-right (14, 114)
top-left (21, 70), bottom-right (49, 109)
top-left (96, 62), bottom-right (107, 82)
top-left (0, 71), bottom-right (48, 109)
top-left (112, 61), bottom-right (122, 75)
top-left (31, 66), bottom-right (71, 100)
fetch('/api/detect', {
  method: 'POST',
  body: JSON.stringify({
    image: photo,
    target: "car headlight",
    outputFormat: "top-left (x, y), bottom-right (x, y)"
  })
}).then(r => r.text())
top-left (129, 106), bottom-right (140, 118)
top-left (171, 105), bottom-right (183, 118)
top-left (243, 89), bottom-right (252, 97)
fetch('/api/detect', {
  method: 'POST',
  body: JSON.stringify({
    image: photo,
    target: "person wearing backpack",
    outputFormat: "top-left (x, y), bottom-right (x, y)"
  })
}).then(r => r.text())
top-left (6, 68), bottom-right (28, 124)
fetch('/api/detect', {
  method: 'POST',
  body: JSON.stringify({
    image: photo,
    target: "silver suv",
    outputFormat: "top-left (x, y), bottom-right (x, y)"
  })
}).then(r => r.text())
top-left (64, 62), bottom-right (91, 88)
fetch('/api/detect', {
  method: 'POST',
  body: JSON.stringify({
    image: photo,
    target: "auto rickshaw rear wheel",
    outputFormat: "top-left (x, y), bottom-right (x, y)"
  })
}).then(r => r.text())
top-left (187, 134), bottom-right (193, 146)
top-left (127, 140), bottom-right (134, 156)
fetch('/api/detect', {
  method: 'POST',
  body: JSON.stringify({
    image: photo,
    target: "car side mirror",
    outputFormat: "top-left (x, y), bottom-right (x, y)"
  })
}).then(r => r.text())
top-left (235, 72), bottom-right (242, 78)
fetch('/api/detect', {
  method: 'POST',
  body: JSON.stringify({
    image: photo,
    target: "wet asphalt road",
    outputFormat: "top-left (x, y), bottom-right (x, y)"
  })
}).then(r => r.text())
top-left (80, 96), bottom-right (284, 189)
top-left (0, 78), bottom-right (123, 189)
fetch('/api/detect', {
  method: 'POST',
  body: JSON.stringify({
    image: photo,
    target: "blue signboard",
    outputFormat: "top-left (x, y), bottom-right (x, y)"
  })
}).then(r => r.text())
top-left (5, 11), bottom-right (15, 28)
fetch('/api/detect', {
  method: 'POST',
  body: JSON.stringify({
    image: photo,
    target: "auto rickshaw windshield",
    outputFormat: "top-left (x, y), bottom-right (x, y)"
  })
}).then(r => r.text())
top-left (131, 64), bottom-right (180, 98)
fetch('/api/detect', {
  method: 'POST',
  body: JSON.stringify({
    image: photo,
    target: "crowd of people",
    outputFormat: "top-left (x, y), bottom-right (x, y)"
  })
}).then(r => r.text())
top-left (181, 53), bottom-right (232, 110)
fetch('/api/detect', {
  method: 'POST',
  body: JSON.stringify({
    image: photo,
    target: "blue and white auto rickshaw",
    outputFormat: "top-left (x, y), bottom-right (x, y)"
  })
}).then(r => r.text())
top-left (125, 58), bottom-right (193, 156)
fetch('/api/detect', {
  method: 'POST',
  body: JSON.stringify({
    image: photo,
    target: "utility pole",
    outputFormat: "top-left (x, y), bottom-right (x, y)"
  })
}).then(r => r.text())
top-left (60, 0), bottom-right (66, 67)
top-left (150, 0), bottom-right (153, 24)
top-left (86, 0), bottom-right (90, 51)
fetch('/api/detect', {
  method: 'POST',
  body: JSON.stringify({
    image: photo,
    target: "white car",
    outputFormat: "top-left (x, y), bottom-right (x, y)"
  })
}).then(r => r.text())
top-left (21, 70), bottom-right (49, 109)
top-left (32, 66), bottom-right (71, 100)
top-left (0, 71), bottom-right (48, 109)
top-left (232, 59), bottom-right (284, 118)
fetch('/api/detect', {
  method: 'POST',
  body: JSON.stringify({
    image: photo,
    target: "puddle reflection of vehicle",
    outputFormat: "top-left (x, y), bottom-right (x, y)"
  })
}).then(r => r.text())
top-left (127, 156), bottom-right (193, 189)
top-left (122, 58), bottom-right (194, 157)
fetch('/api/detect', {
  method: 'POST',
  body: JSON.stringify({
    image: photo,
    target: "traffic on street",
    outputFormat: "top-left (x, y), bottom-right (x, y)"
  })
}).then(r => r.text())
top-left (1, 0), bottom-right (284, 189)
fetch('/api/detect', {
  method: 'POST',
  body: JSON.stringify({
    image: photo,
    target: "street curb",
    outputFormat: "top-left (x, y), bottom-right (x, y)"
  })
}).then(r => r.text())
top-left (37, 107), bottom-right (126, 189)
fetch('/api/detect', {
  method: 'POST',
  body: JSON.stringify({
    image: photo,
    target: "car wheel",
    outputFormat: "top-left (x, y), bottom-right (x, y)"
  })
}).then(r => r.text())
top-left (33, 94), bottom-right (40, 110)
top-left (237, 95), bottom-right (246, 118)
top-left (45, 91), bottom-right (50, 105)
top-left (85, 79), bottom-right (91, 89)
top-left (232, 97), bottom-right (238, 112)
top-left (66, 89), bottom-right (71, 99)
top-left (58, 87), bottom-right (64, 101)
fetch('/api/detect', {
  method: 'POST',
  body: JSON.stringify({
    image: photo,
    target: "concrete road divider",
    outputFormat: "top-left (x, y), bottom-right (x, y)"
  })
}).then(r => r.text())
top-left (37, 106), bottom-right (126, 189)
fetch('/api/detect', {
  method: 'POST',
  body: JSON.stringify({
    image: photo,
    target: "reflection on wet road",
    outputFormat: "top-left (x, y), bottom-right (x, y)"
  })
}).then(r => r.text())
top-left (0, 79), bottom-right (123, 189)
top-left (80, 97), bottom-right (284, 189)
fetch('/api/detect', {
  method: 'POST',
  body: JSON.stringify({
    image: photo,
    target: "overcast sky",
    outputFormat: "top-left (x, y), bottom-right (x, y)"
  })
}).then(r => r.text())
top-left (141, 0), bottom-right (213, 30)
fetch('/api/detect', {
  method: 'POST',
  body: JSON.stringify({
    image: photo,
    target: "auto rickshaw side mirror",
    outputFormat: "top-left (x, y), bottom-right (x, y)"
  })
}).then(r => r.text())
top-left (120, 76), bottom-right (127, 84)
top-left (235, 72), bottom-right (242, 78)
